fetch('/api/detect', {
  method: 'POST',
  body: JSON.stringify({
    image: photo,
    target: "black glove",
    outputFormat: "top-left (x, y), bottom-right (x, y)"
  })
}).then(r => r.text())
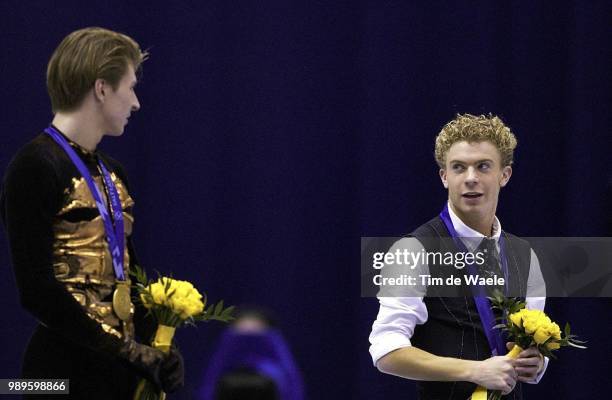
top-left (160, 347), bottom-right (184, 393)
top-left (118, 339), bottom-right (166, 388)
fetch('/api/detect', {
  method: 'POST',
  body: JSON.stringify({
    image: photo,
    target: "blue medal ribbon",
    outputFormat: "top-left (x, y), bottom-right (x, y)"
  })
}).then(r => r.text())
top-left (439, 204), bottom-right (508, 356)
top-left (45, 126), bottom-right (126, 281)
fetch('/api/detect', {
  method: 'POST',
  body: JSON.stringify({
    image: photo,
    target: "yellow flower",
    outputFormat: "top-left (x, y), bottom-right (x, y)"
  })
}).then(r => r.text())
top-left (509, 311), bottom-right (523, 328)
top-left (550, 322), bottom-right (561, 340)
top-left (522, 315), bottom-right (539, 334)
top-left (151, 282), bottom-right (166, 304)
top-left (534, 326), bottom-right (552, 344)
top-left (141, 281), bottom-right (169, 308)
top-left (140, 293), bottom-right (149, 308)
top-left (141, 277), bottom-right (205, 319)
top-left (536, 321), bottom-right (562, 349)
top-left (165, 279), bottom-right (204, 319)
top-left (511, 308), bottom-right (562, 350)
top-left (521, 309), bottom-right (551, 334)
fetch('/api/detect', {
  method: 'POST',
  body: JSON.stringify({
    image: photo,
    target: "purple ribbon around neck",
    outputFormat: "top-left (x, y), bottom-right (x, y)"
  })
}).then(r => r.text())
top-left (439, 204), bottom-right (507, 356)
top-left (45, 126), bottom-right (126, 281)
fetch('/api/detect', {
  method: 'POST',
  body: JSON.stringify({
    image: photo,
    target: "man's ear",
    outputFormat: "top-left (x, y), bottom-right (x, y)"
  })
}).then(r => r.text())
top-left (439, 168), bottom-right (448, 189)
top-left (93, 78), bottom-right (107, 102)
top-left (500, 165), bottom-right (512, 187)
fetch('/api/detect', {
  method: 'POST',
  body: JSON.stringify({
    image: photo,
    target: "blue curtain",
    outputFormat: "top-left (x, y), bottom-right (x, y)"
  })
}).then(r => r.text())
top-left (1, 2), bottom-right (610, 399)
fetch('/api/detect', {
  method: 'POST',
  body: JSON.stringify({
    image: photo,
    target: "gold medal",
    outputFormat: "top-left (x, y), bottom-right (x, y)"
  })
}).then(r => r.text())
top-left (112, 281), bottom-right (132, 321)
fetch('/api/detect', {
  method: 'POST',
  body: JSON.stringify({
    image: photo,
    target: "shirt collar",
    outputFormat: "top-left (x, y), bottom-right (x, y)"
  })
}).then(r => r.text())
top-left (446, 201), bottom-right (502, 251)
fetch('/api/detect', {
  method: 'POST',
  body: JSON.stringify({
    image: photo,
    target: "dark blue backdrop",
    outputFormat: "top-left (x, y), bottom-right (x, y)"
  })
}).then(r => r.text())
top-left (1, 1), bottom-right (611, 399)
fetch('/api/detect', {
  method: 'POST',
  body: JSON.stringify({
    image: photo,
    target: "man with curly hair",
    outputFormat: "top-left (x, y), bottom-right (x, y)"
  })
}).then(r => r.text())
top-left (1, 27), bottom-right (184, 399)
top-left (369, 114), bottom-right (547, 399)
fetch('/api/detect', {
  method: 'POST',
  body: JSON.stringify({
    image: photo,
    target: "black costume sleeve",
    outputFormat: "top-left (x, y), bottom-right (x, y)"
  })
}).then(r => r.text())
top-left (1, 148), bottom-right (124, 356)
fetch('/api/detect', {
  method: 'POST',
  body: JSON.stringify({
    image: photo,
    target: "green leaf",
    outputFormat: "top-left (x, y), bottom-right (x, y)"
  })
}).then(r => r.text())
top-left (130, 264), bottom-right (149, 287)
top-left (221, 305), bottom-right (235, 319)
top-left (214, 300), bottom-right (224, 316)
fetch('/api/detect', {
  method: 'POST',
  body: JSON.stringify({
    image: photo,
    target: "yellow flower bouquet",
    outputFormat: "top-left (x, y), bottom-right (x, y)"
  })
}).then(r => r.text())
top-left (131, 265), bottom-right (234, 400)
top-left (489, 292), bottom-right (586, 358)
top-left (471, 291), bottom-right (586, 400)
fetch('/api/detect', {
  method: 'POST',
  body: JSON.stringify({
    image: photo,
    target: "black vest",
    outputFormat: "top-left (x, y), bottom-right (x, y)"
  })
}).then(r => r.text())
top-left (409, 216), bottom-right (531, 400)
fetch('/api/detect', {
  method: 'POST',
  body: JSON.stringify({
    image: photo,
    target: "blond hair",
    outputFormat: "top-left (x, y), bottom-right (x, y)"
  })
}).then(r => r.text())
top-left (434, 113), bottom-right (517, 168)
top-left (47, 27), bottom-right (148, 112)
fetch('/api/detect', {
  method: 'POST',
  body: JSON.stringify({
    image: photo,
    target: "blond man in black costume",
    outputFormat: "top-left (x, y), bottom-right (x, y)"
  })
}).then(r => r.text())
top-left (1, 27), bottom-right (183, 399)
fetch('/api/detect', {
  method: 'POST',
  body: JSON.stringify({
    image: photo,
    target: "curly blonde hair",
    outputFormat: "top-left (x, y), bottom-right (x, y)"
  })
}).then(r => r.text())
top-left (434, 113), bottom-right (517, 168)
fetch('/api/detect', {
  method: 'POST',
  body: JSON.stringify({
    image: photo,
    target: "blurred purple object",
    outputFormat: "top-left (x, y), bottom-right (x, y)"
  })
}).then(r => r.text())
top-left (197, 329), bottom-right (305, 400)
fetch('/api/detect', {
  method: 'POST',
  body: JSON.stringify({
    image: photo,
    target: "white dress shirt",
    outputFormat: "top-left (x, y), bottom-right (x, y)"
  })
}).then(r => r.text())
top-left (369, 204), bottom-right (548, 383)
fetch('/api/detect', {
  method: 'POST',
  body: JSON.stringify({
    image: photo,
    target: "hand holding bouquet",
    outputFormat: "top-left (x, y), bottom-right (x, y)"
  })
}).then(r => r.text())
top-left (131, 266), bottom-right (234, 400)
top-left (471, 292), bottom-right (586, 400)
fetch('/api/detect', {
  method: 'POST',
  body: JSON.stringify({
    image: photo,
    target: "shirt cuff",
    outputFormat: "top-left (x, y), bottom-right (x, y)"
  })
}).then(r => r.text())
top-left (527, 355), bottom-right (549, 384)
top-left (370, 332), bottom-right (412, 366)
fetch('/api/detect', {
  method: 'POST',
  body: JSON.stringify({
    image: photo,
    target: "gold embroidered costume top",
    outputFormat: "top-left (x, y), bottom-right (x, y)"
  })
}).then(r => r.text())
top-left (53, 171), bottom-right (135, 339)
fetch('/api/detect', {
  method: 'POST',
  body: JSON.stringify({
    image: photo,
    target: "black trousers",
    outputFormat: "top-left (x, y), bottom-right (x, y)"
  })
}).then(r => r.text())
top-left (21, 324), bottom-right (138, 399)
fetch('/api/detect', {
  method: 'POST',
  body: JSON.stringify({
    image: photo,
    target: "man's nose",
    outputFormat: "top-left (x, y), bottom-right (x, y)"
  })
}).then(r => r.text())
top-left (465, 166), bottom-right (479, 184)
top-left (132, 95), bottom-right (140, 112)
